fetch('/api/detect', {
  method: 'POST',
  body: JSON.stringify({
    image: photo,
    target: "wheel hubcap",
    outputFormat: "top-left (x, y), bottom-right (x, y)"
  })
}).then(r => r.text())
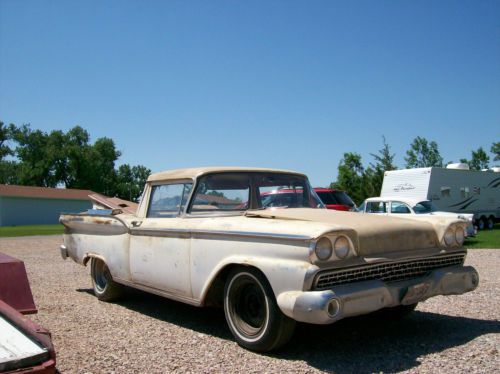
top-left (228, 273), bottom-right (268, 340)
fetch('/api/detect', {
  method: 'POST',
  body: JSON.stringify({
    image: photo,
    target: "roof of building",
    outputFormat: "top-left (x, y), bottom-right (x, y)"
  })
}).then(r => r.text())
top-left (0, 184), bottom-right (93, 200)
top-left (88, 193), bottom-right (138, 214)
top-left (147, 167), bottom-right (306, 183)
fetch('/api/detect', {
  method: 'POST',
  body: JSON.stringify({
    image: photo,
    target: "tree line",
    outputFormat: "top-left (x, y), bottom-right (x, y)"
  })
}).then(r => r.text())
top-left (0, 122), bottom-right (150, 202)
top-left (331, 136), bottom-right (500, 205)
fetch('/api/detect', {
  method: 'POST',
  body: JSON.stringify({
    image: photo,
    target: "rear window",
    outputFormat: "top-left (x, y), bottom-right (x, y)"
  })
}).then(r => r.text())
top-left (317, 191), bottom-right (354, 207)
top-left (332, 191), bottom-right (355, 207)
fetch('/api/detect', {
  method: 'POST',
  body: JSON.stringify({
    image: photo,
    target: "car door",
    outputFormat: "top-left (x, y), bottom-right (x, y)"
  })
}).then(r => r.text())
top-left (129, 182), bottom-right (193, 297)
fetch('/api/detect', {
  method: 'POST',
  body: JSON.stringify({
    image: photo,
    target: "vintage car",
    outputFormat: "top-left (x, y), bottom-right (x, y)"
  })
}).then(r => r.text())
top-left (314, 187), bottom-right (356, 211)
top-left (357, 197), bottom-right (476, 237)
top-left (59, 167), bottom-right (479, 352)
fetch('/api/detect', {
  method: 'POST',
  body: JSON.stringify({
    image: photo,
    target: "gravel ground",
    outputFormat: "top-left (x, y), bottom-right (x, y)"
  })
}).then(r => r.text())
top-left (1, 236), bottom-right (499, 374)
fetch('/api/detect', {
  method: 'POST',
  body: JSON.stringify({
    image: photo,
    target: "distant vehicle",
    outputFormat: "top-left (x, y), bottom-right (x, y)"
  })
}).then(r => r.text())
top-left (314, 188), bottom-right (356, 211)
top-left (357, 197), bottom-right (476, 237)
top-left (381, 164), bottom-right (500, 230)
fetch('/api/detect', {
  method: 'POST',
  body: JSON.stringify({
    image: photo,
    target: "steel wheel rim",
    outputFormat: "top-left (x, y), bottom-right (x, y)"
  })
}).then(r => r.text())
top-left (93, 260), bottom-right (110, 292)
top-left (227, 273), bottom-right (268, 341)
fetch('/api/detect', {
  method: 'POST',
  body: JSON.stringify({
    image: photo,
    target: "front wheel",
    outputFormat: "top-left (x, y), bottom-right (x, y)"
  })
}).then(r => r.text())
top-left (486, 217), bottom-right (495, 230)
top-left (224, 267), bottom-right (295, 352)
top-left (90, 258), bottom-right (124, 301)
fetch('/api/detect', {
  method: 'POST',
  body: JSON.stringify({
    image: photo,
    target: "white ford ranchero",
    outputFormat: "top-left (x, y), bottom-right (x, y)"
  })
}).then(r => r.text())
top-left (59, 167), bottom-right (478, 352)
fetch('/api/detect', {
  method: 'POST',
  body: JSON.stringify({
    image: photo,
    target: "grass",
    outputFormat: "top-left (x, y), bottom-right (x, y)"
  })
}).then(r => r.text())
top-left (464, 224), bottom-right (500, 249)
top-left (0, 224), bottom-right (65, 237)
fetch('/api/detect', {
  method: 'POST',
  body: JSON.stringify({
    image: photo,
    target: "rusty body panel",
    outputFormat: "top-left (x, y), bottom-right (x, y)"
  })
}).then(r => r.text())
top-left (0, 299), bottom-right (56, 374)
top-left (0, 253), bottom-right (37, 314)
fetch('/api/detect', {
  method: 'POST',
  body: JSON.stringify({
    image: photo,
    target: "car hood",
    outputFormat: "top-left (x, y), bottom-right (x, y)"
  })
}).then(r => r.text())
top-left (246, 208), bottom-right (440, 255)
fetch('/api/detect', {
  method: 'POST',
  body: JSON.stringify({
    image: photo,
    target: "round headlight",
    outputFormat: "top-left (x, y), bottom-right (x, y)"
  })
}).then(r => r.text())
top-left (444, 228), bottom-right (455, 246)
top-left (315, 237), bottom-right (333, 261)
top-left (455, 227), bottom-right (465, 245)
top-left (334, 236), bottom-right (350, 259)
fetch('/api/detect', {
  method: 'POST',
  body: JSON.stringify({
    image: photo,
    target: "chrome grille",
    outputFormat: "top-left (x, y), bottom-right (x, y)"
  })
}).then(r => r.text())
top-left (313, 253), bottom-right (466, 290)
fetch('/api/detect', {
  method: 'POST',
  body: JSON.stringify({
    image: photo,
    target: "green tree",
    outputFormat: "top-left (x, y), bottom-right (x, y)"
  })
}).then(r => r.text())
top-left (491, 142), bottom-right (500, 162)
top-left (116, 164), bottom-right (151, 201)
top-left (370, 136), bottom-right (397, 196)
top-left (469, 147), bottom-right (490, 170)
top-left (331, 152), bottom-right (373, 204)
top-left (10, 124), bottom-right (58, 187)
top-left (405, 136), bottom-right (443, 168)
top-left (0, 121), bottom-right (18, 184)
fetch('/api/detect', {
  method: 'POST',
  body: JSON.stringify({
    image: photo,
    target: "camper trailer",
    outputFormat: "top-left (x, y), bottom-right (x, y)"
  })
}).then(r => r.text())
top-left (381, 164), bottom-right (500, 230)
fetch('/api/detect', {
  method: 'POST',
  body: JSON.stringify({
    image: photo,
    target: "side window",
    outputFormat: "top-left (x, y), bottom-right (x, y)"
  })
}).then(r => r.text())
top-left (391, 201), bottom-right (411, 214)
top-left (147, 183), bottom-right (192, 218)
top-left (366, 201), bottom-right (387, 213)
top-left (460, 187), bottom-right (470, 199)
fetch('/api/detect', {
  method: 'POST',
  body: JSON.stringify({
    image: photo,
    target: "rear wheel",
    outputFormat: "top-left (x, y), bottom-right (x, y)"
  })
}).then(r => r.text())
top-left (486, 216), bottom-right (495, 230)
top-left (477, 217), bottom-right (486, 231)
top-left (224, 267), bottom-right (295, 352)
top-left (90, 258), bottom-right (124, 301)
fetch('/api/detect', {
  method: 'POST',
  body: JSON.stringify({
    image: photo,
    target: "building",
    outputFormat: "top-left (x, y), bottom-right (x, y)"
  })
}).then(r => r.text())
top-left (0, 185), bottom-right (93, 226)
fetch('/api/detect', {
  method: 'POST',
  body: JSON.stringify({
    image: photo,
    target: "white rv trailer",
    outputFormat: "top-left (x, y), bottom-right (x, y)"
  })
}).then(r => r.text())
top-left (381, 164), bottom-right (500, 230)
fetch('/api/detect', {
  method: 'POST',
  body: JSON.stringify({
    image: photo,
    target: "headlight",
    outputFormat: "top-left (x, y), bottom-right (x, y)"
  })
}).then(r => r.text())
top-left (455, 227), bottom-right (465, 245)
top-left (444, 228), bottom-right (455, 246)
top-left (315, 237), bottom-right (333, 261)
top-left (334, 236), bottom-right (350, 259)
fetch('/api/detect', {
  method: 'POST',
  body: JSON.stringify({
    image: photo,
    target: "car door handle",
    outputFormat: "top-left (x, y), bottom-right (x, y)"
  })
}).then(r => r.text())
top-left (131, 220), bottom-right (142, 227)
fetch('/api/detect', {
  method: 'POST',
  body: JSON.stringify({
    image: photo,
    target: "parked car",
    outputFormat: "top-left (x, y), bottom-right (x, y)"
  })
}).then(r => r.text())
top-left (59, 167), bottom-right (478, 352)
top-left (357, 197), bottom-right (476, 237)
top-left (314, 188), bottom-right (356, 211)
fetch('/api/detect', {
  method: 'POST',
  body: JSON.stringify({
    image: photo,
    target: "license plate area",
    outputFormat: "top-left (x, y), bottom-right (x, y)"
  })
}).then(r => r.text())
top-left (402, 282), bottom-right (430, 305)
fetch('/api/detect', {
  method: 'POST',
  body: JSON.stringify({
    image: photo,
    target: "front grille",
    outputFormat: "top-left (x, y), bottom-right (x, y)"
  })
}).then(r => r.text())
top-left (313, 253), bottom-right (466, 290)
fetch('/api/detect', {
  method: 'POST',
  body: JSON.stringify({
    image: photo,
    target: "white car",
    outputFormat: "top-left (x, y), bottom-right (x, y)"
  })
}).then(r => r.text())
top-left (357, 197), bottom-right (476, 237)
top-left (59, 167), bottom-right (478, 352)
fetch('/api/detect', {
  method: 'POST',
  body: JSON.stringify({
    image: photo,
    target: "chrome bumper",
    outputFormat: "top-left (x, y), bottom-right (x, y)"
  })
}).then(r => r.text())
top-left (277, 265), bottom-right (479, 324)
top-left (60, 245), bottom-right (68, 260)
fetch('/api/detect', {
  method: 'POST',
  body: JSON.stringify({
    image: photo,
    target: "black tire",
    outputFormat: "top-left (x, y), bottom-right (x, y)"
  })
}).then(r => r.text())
top-left (486, 217), bottom-right (495, 230)
top-left (224, 267), bottom-right (296, 352)
top-left (477, 217), bottom-right (486, 231)
top-left (90, 258), bottom-right (124, 301)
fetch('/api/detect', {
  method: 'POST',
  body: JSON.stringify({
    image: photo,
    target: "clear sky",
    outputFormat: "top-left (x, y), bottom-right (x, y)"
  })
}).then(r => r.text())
top-left (1, 0), bottom-right (499, 187)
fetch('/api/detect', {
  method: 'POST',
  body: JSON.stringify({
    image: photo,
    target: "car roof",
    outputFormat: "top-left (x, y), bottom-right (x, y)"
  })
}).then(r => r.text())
top-left (313, 188), bottom-right (344, 193)
top-left (364, 196), bottom-right (428, 206)
top-left (147, 167), bottom-right (306, 183)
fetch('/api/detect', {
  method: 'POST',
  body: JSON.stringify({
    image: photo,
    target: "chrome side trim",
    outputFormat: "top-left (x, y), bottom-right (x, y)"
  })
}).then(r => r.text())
top-left (130, 227), bottom-right (311, 243)
top-left (113, 277), bottom-right (201, 307)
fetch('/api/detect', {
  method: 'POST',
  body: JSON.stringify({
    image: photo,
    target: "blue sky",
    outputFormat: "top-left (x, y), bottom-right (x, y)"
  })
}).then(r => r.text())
top-left (1, 0), bottom-right (499, 187)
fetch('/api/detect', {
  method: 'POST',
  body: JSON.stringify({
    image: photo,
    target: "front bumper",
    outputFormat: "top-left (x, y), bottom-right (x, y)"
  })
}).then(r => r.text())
top-left (277, 265), bottom-right (479, 324)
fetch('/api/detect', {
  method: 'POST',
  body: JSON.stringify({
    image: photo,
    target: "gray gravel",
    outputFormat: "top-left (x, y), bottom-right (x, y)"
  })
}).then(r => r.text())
top-left (1, 236), bottom-right (498, 373)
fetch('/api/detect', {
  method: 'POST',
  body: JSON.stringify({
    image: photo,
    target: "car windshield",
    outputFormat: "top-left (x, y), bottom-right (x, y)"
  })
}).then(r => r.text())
top-left (413, 201), bottom-right (437, 214)
top-left (189, 172), bottom-right (324, 213)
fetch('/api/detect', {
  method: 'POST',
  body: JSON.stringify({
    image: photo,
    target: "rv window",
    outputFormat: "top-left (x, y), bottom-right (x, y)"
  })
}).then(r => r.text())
top-left (441, 187), bottom-right (451, 198)
top-left (460, 187), bottom-right (470, 199)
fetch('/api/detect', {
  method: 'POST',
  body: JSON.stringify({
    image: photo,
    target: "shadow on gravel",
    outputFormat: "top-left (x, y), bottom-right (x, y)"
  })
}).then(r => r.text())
top-left (78, 287), bottom-right (500, 373)
top-left (82, 287), bottom-right (233, 341)
top-left (279, 311), bottom-right (500, 373)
